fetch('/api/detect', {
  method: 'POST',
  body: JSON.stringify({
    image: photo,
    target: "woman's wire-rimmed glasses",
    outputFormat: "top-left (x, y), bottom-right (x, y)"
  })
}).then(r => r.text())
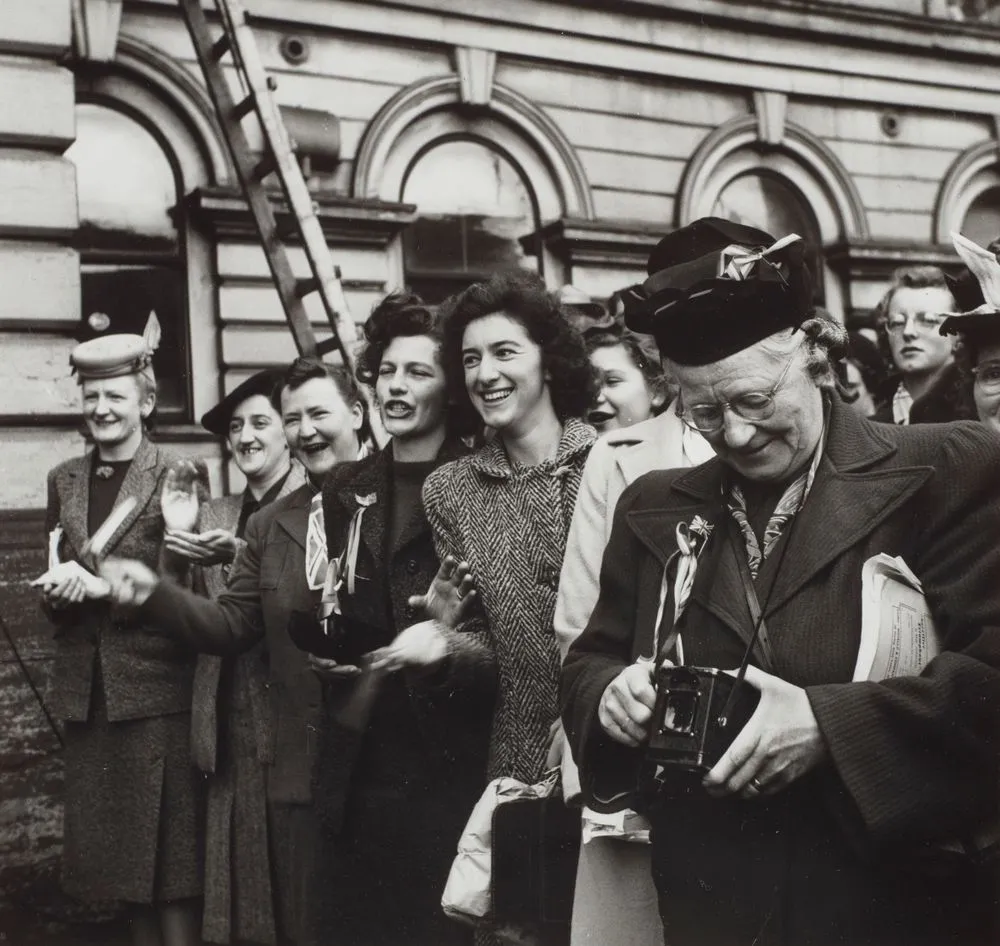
top-left (676, 351), bottom-right (798, 434)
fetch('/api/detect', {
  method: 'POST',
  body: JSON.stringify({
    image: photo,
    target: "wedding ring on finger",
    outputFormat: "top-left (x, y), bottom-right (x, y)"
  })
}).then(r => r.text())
top-left (747, 776), bottom-right (765, 794)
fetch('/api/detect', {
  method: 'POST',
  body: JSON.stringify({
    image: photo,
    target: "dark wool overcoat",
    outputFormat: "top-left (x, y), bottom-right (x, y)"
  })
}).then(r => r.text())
top-left (45, 437), bottom-right (202, 903)
top-left (311, 440), bottom-right (491, 946)
top-left (423, 418), bottom-right (596, 785)
top-left (141, 482), bottom-right (328, 943)
top-left (189, 464), bottom-right (305, 945)
top-left (561, 399), bottom-right (1000, 946)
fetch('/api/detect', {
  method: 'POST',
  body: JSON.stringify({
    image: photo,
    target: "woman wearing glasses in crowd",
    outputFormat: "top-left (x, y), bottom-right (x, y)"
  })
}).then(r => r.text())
top-left (556, 324), bottom-right (712, 946)
top-left (309, 291), bottom-right (491, 946)
top-left (383, 271), bottom-right (597, 944)
top-left (870, 266), bottom-right (970, 424)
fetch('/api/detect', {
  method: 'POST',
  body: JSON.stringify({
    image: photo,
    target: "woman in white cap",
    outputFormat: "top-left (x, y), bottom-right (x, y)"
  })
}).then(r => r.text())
top-left (35, 324), bottom-right (203, 946)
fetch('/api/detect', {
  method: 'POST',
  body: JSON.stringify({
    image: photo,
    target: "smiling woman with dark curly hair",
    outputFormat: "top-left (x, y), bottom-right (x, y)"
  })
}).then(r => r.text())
top-left (376, 270), bottom-right (597, 944)
top-left (439, 269), bottom-right (598, 439)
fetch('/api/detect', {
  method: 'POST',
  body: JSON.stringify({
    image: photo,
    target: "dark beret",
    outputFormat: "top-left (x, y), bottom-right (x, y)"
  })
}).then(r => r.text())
top-left (201, 368), bottom-right (284, 436)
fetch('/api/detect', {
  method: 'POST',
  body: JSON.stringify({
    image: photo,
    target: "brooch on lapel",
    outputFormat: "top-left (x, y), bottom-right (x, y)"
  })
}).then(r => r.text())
top-left (95, 465), bottom-right (114, 480)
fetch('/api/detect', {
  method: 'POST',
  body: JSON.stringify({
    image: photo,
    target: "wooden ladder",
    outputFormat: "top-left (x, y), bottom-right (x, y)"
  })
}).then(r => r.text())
top-left (178, 0), bottom-right (357, 368)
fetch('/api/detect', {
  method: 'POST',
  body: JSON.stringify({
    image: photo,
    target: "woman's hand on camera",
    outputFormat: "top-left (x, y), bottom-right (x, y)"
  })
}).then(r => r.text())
top-left (598, 660), bottom-right (658, 747)
top-left (408, 555), bottom-right (477, 628)
top-left (366, 619), bottom-right (448, 673)
top-left (702, 665), bottom-right (828, 800)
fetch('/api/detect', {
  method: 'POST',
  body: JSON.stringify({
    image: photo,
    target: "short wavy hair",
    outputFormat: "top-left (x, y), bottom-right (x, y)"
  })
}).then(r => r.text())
top-left (355, 291), bottom-right (441, 386)
top-left (440, 270), bottom-right (598, 426)
top-left (585, 329), bottom-right (674, 414)
top-left (276, 356), bottom-right (372, 446)
top-left (872, 265), bottom-right (955, 364)
top-left (759, 308), bottom-right (848, 391)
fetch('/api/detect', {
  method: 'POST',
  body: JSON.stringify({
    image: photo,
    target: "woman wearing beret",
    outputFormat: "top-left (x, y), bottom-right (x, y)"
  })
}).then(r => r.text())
top-left (36, 330), bottom-right (203, 946)
top-left (308, 291), bottom-right (490, 945)
top-left (562, 218), bottom-right (1000, 946)
top-left (165, 369), bottom-right (305, 945)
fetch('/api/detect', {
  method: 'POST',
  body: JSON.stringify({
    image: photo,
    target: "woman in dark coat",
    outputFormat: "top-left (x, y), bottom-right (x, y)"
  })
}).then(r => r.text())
top-left (165, 369), bottom-right (305, 945)
top-left (309, 291), bottom-right (492, 946)
top-left (562, 218), bottom-right (1000, 946)
top-left (36, 331), bottom-right (202, 946)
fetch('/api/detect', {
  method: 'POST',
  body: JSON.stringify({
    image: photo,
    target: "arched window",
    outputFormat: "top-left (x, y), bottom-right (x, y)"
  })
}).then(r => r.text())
top-left (401, 138), bottom-right (540, 302)
top-left (961, 184), bottom-right (1000, 248)
top-left (711, 171), bottom-right (825, 303)
top-left (66, 101), bottom-right (190, 420)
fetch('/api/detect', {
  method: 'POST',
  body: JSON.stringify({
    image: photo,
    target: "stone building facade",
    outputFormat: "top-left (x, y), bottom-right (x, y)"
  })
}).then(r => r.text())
top-left (3, 0), bottom-right (1000, 911)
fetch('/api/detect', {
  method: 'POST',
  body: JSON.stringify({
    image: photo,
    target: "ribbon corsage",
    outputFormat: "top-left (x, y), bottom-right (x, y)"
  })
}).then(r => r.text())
top-left (319, 491), bottom-right (376, 621)
top-left (645, 515), bottom-right (714, 668)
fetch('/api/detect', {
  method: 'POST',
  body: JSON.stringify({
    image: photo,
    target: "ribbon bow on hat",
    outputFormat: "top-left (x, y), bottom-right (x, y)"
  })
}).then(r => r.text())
top-left (718, 233), bottom-right (803, 284)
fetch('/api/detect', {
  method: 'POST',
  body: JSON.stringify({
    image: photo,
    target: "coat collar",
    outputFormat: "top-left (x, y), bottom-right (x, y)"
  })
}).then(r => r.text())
top-left (273, 482), bottom-right (315, 550)
top-left (332, 437), bottom-right (468, 561)
top-left (470, 417), bottom-right (595, 479)
top-left (625, 398), bottom-right (934, 648)
top-left (60, 437), bottom-right (162, 558)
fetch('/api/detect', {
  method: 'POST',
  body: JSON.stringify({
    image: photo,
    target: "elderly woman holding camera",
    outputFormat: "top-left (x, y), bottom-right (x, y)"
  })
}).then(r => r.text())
top-left (561, 218), bottom-right (1000, 946)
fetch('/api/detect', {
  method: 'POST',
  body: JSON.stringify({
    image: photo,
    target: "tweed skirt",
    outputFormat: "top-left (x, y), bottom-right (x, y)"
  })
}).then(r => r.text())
top-left (61, 677), bottom-right (202, 905)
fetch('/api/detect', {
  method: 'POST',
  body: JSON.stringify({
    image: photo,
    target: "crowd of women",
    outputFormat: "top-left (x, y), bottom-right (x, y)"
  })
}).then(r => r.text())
top-left (33, 222), bottom-right (1000, 946)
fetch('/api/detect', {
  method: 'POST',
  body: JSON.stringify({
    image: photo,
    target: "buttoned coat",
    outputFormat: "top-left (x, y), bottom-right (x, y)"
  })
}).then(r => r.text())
top-left (310, 441), bottom-right (491, 945)
top-left (188, 464), bottom-right (306, 945)
top-left (44, 437), bottom-right (202, 904)
top-left (561, 399), bottom-right (1000, 945)
top-left (423, 418), bottom-right (595, 784)
top-left (313, 441), bottom-right (491, 828)
top-left (144, 482), bottom-right (323, 805)
top-left (46, 437), bottom-right (195, 722)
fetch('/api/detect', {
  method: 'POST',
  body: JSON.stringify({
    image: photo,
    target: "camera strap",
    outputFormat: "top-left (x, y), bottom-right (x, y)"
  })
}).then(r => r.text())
top-left (725, 516), bottom-right (777, 674)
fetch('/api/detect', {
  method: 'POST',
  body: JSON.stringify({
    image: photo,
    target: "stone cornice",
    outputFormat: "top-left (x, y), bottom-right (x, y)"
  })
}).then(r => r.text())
top-left (521, 217), bottom-right (664, 269)
top-left (186, 186), bottom-right (416, 246)
top-left (541, 0), bottom-right (1000, 60)
top-left (825, 239), bottom-right (963, 279)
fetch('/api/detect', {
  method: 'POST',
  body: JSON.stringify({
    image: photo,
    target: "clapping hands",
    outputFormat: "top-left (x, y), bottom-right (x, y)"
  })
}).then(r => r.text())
top-left (163, 528), bottom-right (238, 566)
top-left (407, 555), bottom-right (477, 627)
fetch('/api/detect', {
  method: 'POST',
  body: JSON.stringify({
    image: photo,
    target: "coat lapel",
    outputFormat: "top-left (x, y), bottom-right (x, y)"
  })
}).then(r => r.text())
top-left (334, 453), bottom-right (387, 564)
top-left (274, 484), bottom-right (313, 550)
top-left (764, 406), bottom-right (933, 616)
top-left (59, 454), bottom-right (92, 559)
top-left (626, 473), bottom-right (755, 653)
top-left (101, 438), bottom-right (162, 556)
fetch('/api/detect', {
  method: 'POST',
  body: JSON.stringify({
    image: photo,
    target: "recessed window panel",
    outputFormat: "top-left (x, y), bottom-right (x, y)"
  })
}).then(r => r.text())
top-left (962, 186), bottom-right (1000, 249)
top-left (402, 139), bottom-right (538, 302)
top-left (68, 102), bottom-right (189, 420)
top-left (67, 103), bottom-right (178, 252)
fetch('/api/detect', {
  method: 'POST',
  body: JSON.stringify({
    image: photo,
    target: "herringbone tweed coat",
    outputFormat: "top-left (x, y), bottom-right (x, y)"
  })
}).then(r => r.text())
top-left (44, 437), bottom-right (201, 904)
top-left (422, 418), bottom-right (595, 785)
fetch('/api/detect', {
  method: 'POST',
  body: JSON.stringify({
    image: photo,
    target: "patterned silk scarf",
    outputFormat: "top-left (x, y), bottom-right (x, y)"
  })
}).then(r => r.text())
top-left (305, 491), bottom-right (327, 590)
top-left (727, 428), bottom-right (825, 580)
